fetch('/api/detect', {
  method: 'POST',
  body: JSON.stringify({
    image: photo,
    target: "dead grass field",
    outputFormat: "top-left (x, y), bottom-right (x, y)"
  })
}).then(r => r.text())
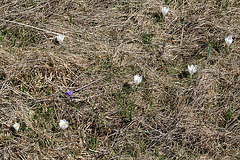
top-left (0, 0), bottom-right (240, 159)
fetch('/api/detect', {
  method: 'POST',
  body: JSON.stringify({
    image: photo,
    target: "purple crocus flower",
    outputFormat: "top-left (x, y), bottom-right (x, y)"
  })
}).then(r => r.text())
top-left (64, 90), bottom-right (73, 98)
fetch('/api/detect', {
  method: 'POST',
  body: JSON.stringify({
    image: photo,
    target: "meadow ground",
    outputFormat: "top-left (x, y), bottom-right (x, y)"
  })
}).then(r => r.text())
top-left (0, 0), bottom-right (240, 159)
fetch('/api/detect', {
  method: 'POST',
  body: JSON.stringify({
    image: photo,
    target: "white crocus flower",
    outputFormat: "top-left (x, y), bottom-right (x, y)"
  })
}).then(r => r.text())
top-left (188, 65), bottom-right (197, 77)
top-left (13, 123), bottom-right (20, 131)
top-left (56, 34), bottom-right (65, 43)
top-left (162, 6), bottom-right (169, 17)
top-left (59, 119), bottom-right (68, 130)
top-left (134, 74), bottom-right (142, 85)
top-left (225, 35), bottom-right (233, 46)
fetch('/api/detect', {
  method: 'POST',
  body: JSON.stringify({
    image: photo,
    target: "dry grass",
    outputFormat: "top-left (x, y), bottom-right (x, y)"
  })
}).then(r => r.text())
top-left (0, 0), bottom-right (240, 159)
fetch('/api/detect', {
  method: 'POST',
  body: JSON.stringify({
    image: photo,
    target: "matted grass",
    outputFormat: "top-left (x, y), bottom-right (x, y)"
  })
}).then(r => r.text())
top-left (0, 0), bottom-right (240, 159)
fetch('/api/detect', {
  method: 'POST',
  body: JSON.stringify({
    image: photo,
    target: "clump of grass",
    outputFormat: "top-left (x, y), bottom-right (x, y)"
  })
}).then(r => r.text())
top-left (0, 0), bottom-right (240, 159)
top-left (141, 33), bottom-right (153, 44)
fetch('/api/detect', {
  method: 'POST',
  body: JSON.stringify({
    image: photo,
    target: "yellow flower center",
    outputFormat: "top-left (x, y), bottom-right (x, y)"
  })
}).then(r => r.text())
top-left (191, 68), bottom-right (193, 70)
top-left (63, 123), bottom-right (66, 127)
top-left (16, 125), bottom-right (18, 128)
